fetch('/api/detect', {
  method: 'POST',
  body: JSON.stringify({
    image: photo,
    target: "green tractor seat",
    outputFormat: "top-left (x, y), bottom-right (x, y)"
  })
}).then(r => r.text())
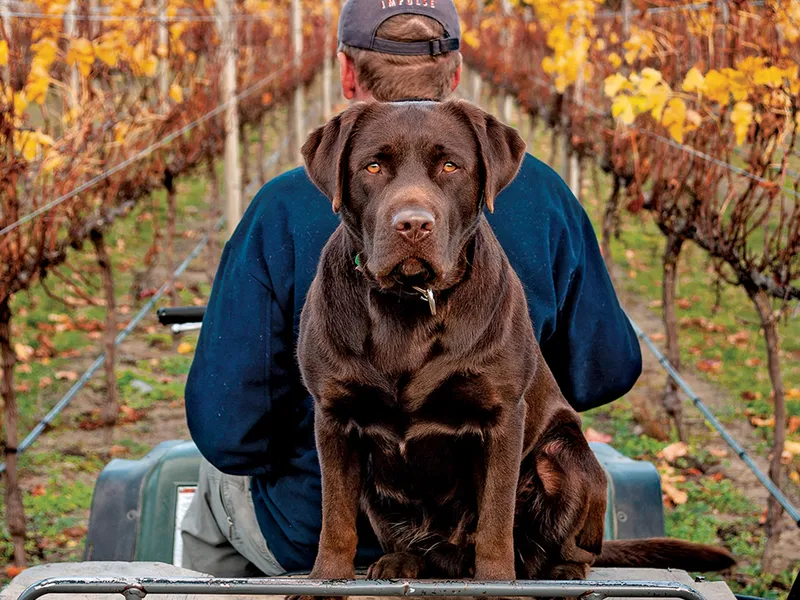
top-left (83, 441), bottom-right (665, 566)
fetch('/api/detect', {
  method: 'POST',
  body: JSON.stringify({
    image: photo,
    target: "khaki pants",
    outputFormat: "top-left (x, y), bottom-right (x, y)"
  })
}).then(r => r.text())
top-left (181, 458), bottom-right (286, 577)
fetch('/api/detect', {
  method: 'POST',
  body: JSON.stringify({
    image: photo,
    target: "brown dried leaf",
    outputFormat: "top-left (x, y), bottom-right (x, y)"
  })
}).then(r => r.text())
top-left (750, 416), bottom-right (775, 428)
top-left (788, 416), bottom-right (800, 434)
top-left (696, 359), bottom-right (723, 373)
top-left (55, 370), bottom-right (79, 382)
top-left (662, 481), bottom-right (688, 505)
top-left (14, 343), bottom-right (34, 362)
top-left (727, 331), bottom-right (750, 346)
top-left (744, 357), bottom-right (762, 367)
top-left (659, 442), bottom-right (689, 463)
top-left (109, 445), bottom-right (130, 458)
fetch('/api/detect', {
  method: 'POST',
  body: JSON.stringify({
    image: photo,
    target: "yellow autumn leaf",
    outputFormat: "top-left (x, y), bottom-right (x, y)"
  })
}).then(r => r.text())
top-left (30, 37), bottom-right (58, 70)
top-left (612, 95), bottom-right (635, 125)
top-left (169, 83), bottom-right (183, 103)
top-left (662, 98), bottom-right (687, 144)
top-left (702, 70), bottom-right (731, 105)
top-left (682, 67), bottom-right (705, 93)
top-left (462, 29), bottom-right (480, 50)
top-left (13, 91), bottom-right (27, 117)
top-left (785, 440), bottom-right (800, 456)
top-left (0, 40), bottom-right (7, 67)
top-left (66, 38), bottom-right (95, 77)
top-left (42, 151), bottom-right (64, 173)
top-left (753, 66), bottom-right (785, 87)
top-left (25, 66), bottom-right (51, 104)
top-left (638, 68), bottom-right (663, 95)
top-left (730, 101), bottom-right (753, 146)
top-left (113, 123), bottom-right (129, 144)
top-left (721, 68), bottom-right (749, 101)
top-left (177, 342), bottom-right (194, 354)
top-left (604, 73), bottom-right (629, 98)
top-left (685, 109), bottom-right (703, 131)
top-left (608, 52), bottom-right (622, 69)
top-left (14, 131), bottom-right (38, 161)
top-left (132, 43), bottom-right (158, 77)
top-left (646, 85), bottom-right (670, 122)
top-left (736, 55), bottom-right (768, 75)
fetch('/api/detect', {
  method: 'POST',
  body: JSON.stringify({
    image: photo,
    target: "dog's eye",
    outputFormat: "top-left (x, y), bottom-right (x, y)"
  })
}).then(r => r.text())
top-left (442, 162), bottom-right (458, 173)
top-left (366, 163), bottom-right (381, 174)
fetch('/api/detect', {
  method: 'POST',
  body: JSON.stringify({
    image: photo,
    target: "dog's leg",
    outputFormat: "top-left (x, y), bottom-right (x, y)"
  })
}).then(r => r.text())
top-left (288, 407), bottom-right (360, 600)
top-left (474, 400), bottom-right (525, 581)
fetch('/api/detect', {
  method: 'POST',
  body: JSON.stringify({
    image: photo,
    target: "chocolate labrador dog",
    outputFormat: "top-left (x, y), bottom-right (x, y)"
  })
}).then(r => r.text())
top-left (293, 99), bottom-right (734, 595)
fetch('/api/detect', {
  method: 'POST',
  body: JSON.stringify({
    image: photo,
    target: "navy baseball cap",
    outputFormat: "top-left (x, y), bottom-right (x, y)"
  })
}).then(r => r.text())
top-left (338, 0), bottom-right (461, 56)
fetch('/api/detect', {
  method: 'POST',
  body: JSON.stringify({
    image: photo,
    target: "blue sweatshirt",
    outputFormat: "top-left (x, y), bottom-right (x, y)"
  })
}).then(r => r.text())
top-left (185, 154), bottom-right (642, 573)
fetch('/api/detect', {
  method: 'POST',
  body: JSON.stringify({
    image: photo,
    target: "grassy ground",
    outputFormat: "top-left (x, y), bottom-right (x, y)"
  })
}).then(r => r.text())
top-left (2, 97), bottom-right (799, 597)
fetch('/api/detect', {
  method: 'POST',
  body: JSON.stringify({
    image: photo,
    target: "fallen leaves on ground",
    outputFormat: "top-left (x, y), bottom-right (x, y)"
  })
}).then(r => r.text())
top-left (696, 358), bottom-right (723, 373)
top-left (785, 440), bottom-right (800, 456)
top-left (789, 416), bottom-right (800, 434)
top-left (55, 370), bottom-right (79, 381)
top-left (750, 416), bottom-right (775, 428)
top-left (30, 484), bottom-right (47, 497)
top-left (109, 445), bottom-right (130, 458)
top-left (650, 332), bottom-right (665, 341)
top-left (658, 441), bottom-right (688, 463)
top-left (744, 357), bottom-right (762, 367)
top-left (14, 343), bottom-right (34, 362)
top-left (177, 342), bottom-right (194, 354)
top-left (709, 447), bottom-right (729, 458)
top-left (5, 566), bottom-right (26, 578)
top-left (727, 331), bottom-right (750, 346)
top-left (662, 481), bottom-right (688, 505)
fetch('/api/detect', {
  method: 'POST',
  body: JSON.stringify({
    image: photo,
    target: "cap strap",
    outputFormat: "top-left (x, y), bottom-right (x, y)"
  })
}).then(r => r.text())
top-left (370, 36), bottom-right (459, 56)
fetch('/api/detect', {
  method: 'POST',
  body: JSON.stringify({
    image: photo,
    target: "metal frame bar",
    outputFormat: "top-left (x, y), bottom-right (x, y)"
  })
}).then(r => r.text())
top-left (17, 577), bottom-right (708, 600)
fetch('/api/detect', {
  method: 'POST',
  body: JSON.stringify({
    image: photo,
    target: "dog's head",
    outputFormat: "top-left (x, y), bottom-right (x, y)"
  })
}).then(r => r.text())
top-left (302, 100), bottom-right (526, 291)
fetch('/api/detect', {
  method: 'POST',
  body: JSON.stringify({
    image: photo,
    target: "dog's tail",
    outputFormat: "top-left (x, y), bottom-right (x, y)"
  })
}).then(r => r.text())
top-left (594, 538), bottom-right (736, 572)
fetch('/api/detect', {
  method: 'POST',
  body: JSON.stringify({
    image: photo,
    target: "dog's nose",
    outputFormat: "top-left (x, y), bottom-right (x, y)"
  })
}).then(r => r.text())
top-left (392, 208), bottom-right (435, 243)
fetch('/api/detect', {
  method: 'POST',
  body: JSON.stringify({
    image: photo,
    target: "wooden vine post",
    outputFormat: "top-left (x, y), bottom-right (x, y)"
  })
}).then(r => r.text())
top-left (292, 0), bottom-right (305, 165)
top-left (218, 0), bottom-right (242, 239)
top-left (91, 230), bottom-right (119, 440)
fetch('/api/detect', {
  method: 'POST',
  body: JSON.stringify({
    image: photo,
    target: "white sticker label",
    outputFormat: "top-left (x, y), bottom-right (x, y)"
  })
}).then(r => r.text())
top-left (173, 485), bottom-right (197, 567)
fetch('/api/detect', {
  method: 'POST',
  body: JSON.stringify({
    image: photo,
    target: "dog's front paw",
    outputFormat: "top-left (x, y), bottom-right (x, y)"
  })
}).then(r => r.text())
top-left (367, 552), bottom-right (426, 579)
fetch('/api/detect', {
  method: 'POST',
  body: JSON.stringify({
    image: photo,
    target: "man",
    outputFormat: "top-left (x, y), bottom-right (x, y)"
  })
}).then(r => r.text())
top-left (181, 0), bottom-right (642, 577)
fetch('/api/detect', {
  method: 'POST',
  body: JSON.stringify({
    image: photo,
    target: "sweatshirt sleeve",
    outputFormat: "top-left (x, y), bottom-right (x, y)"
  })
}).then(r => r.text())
top-left (185, 187), bottom-right (297, 477)
top-left (540, 200), bottom-right (643, 412)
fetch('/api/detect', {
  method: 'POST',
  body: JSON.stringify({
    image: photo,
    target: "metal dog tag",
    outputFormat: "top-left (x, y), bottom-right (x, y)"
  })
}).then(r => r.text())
top-left (412, 286), bottom-right (436, 316)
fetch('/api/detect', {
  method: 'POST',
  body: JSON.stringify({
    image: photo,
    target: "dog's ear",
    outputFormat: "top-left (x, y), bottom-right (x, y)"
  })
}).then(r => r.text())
top-left (449, 100), bottom-right (527, 213)
top-left (302, 102), bottom-right (370, 213)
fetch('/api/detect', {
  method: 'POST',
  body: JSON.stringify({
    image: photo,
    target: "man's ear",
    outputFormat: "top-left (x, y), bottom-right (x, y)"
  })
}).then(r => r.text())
top-left (301, 102), bottom-right (370, 212)
top-left (448, 99), bottom-right (527, 213)
top-left (337, 51), bottom-right (357, 101)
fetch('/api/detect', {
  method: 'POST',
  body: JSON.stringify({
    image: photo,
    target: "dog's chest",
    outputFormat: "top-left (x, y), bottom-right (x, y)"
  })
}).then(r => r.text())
top-left (325, 370), bottom-right (503, 444)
